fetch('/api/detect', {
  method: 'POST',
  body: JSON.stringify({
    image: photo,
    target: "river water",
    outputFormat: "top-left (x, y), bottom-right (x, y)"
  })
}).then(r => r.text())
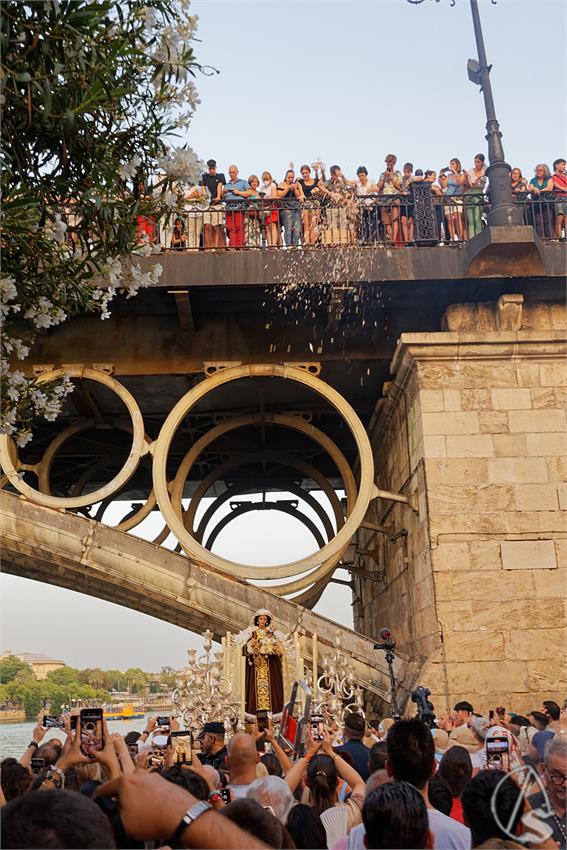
top-left (0, 714), bottom-right (150, 760)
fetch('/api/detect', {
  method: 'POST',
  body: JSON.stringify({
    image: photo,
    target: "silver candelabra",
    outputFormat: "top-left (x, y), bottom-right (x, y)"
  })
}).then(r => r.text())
top-left (314, 634), bottom-right (364, 721)
top-left (171, 630), bottom-right (240, 732)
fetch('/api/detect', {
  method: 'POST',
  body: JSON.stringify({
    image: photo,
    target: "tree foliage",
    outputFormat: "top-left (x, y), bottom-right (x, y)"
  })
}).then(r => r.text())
top-left (1, 0), bottom-right (207, 443)
top-left (0, 660), bottom-right (161, 717)
top-left (0, 654), bottom-right (34, 684)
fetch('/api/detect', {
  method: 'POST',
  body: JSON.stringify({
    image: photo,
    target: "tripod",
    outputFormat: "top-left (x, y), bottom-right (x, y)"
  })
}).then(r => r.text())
top-left (374, 629), bottom-right (401, 722)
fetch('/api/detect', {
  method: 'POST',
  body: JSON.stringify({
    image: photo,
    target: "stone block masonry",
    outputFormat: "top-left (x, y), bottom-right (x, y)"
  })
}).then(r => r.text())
top-left (356, 299), bottom-right (566, 717)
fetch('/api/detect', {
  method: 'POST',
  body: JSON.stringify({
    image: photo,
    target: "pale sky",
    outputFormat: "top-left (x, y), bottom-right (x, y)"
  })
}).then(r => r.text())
top-left (1, 0), bottom-right (565, 673)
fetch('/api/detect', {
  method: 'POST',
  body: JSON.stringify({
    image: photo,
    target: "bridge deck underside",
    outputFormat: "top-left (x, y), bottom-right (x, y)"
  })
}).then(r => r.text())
top-left (0, 492), bottom-right (423, 704)
top-left (14, 275), bottom-right (564, 497)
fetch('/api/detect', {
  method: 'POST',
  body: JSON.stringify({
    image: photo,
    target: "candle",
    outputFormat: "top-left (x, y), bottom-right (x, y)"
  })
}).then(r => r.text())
top-left (226, 631), bottom-right (231, 683)
top-left (312, 633), bottom-right (318, 702)
top-left (221, 637), bottom-right (227, 679)
top-left (240, 652), bottom-right (246, 723)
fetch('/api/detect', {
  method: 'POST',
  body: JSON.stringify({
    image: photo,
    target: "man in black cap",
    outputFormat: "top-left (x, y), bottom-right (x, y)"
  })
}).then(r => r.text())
top-left (335, 712), bottom-right (371, 780)
top-left (200, 160), bottom-right (226, 249)
top-left (199, 721), bottom-right (228, 772)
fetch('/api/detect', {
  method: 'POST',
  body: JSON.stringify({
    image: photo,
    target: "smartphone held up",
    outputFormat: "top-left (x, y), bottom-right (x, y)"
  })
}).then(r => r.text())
top-left (80, 708), bottom-right (104, 758)
top-left (310, 713), bottom-right (325, 741)
top-left (170, 730), bottom-right (193, 765)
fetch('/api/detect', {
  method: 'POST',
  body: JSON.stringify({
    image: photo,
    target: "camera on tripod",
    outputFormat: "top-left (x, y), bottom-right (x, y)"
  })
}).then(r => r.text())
top-left (373, 627), bottom-right (396, 652)
top-left (411, 685), bottom-right (436, 729)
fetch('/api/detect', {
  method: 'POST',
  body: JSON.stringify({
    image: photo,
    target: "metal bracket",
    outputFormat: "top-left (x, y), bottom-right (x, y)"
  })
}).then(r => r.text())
top-left (203, 361), bottom-right (242, 377)
top-left (281, 410), bottom-right (313, 422)
top-left (284, 362), bottom-right (321, 377)
top-left (91, 363), bottom-right (115, 375)
top-left (370, 484), bottom-right (419, 514)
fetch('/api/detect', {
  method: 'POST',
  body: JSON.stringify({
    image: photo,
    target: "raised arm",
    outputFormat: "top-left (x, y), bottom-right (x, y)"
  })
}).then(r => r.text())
top-left (95, 769), bottom-right (267, 848)
top-left (284, 731), bottom-right (321, 792)
top-left (20, 711), bottom-right (46, 768)
top-left (321, 732), bottom-right (365, 797)
top-left (264, 718), bottom-right (292, 775)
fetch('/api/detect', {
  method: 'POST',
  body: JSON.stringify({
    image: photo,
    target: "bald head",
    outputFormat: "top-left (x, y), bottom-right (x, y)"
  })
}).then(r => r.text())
top-left (228, 733), bottom-right (258, 780)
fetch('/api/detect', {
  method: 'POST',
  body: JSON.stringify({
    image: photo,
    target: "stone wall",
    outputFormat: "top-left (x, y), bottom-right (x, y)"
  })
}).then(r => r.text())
top-left (356, 297), bottom-right (566, 716)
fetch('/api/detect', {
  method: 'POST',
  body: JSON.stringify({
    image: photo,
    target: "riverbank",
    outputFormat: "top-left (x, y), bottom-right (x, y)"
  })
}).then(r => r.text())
top-left (0, 714), bottom-right (151, 760)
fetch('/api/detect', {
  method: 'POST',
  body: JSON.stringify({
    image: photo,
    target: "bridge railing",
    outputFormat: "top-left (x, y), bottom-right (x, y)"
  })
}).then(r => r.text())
top-left (145, 189), bottom-right (564, 251)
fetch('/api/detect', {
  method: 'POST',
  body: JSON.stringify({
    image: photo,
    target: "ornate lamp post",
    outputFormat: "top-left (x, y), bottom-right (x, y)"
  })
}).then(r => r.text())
top-left (407, 0), bottom-right (522, 227)
top-left (172, 630), bottom-right (240, 732)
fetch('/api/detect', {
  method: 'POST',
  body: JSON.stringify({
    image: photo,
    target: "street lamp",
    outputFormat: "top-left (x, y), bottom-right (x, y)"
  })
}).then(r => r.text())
top-left (407, 0), bottom-right (523, 227)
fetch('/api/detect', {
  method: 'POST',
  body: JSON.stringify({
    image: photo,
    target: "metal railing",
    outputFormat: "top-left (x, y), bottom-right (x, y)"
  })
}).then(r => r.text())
top-left (140, 189), bottom-right (566, 252)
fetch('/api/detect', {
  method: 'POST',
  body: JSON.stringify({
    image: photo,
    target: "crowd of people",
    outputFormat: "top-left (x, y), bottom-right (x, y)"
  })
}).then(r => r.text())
top-left (140, 156), bottom-right (567, 251)
top-left (1, 696), bottom-right (566, 849)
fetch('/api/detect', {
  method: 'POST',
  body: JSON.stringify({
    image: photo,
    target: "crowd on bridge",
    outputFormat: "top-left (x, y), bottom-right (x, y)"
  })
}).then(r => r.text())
top-left (138, 155), bottom-right (567, 251)
top-left (2, 695), bottom-right (566, 850)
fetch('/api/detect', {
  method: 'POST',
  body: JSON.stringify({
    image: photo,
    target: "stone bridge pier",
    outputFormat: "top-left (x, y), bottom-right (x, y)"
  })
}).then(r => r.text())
top-left (354, 297), bottom-right (566, 714)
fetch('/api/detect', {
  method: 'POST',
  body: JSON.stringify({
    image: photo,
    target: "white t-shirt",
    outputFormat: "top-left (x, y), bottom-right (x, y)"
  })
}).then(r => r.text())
top-left (229, 783), bottom-right (252, 799)
top-left (470, 750), bottom-right (484, 769)
top-left (347, 822), bottom-right (366, 850)
top-left (428, 808), bottom-right (471, 850)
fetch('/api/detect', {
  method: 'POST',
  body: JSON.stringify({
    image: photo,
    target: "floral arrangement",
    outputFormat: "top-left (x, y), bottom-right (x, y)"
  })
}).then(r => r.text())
top-left (1, 0), bottom-right (211, 445)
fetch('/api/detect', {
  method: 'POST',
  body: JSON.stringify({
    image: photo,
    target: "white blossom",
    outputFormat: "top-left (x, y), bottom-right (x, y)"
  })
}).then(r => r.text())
top-left (0, 277), bottom-right (18, 303)
top-left (118, 155), bottom-right (142, 182)
top-left (163, 189), bottom-right (179, 208)
top-left (43, 213), bottom-right (67, 243)
top-left (24, 296), bottom-right (67, 329)
top-left (15, 429), bottom-right (32, 448)
top-left (158, 147), bottom-right (204, 185)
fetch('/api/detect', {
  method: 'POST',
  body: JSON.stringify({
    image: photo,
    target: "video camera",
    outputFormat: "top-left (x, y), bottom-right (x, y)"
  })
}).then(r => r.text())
top-left (411, 686), bottom-right (436, 729)
top-left (373, 627), bottom-right (396, 652)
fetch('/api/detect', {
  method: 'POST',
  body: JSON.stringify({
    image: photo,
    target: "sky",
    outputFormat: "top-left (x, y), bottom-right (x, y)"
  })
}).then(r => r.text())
top-left (1, 0), bottom-right (566, 673)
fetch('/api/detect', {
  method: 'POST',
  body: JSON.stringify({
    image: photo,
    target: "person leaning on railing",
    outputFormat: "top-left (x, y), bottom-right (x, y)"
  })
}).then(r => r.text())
top-left (425, 171), bottom-right (445, 243)
top-left (463, 153), bottom-right (487, 239)
top-left (529, 163), bottom-right (555, 239)
top-left (355, 166), bottom-right (379, 244)
top-left (276, 169), bottom-right (304, 247)
top-left (298, 164), bottom-right (322, 245)
top-left (377, 154), bottom-right (402, 243)
top-left (244, 175), bottom-right (262, 248)
top-left (200, 159), bottom-right (226, 249)
top-left (170, 218), bottom-right (187, 250)
top-left (258, 171), bottom-right (280, 247)
top-left (552, 157), bottom-right (567, 239)
top-left (222, 165), bottom-right (255, 248)
top-left (320, 165), bottom-right (356, 245)
top-left (440, 159), bottom-right (466, 242)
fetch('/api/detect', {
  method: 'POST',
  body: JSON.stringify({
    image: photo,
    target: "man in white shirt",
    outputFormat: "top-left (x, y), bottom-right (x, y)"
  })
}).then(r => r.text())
top-left (225, 732), bottom-right (259, 800)
top-left (385, 718), bottom-right (471, 850)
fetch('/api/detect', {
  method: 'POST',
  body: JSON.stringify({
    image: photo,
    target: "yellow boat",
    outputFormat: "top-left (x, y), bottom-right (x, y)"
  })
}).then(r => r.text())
top-left (103, 703), bottom-right (144, 721)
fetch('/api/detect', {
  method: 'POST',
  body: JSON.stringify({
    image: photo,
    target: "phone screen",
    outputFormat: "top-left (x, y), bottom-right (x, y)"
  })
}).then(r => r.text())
top-left (170, 730), bottom-right (193, 765)
top-left (30, 757), bottom-right (45, 775)
top-left (256, 710), bottom-right (268, 732)
top-left (310, 714), bottom-right (325, 741)
top-left (156, 716), bottom-right (170, 728)
top-left (43, 715), bottom-right (64, 729)
top-left (80, 708), bottom-right (104, 758)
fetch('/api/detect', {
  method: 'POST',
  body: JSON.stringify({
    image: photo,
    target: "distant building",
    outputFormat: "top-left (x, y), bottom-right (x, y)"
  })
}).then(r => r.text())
top-left (1, 651), bottom-right (65, 680)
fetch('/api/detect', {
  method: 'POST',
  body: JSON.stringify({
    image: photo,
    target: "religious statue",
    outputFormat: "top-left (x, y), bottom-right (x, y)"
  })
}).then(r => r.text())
top-left (235, 608), bottom-right (286, 716)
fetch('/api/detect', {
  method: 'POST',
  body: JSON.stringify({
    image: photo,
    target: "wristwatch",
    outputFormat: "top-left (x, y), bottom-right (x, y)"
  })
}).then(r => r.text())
top-left (170, 800), bottom-right (212, 844)
top-left (28, 741), bottom-right (39, 750)
top-left (43, 766), bottom-right (65, 789)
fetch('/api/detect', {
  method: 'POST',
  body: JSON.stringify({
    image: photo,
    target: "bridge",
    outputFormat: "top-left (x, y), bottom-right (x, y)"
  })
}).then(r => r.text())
top-left (1, 220), bottom-right (565, 715)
